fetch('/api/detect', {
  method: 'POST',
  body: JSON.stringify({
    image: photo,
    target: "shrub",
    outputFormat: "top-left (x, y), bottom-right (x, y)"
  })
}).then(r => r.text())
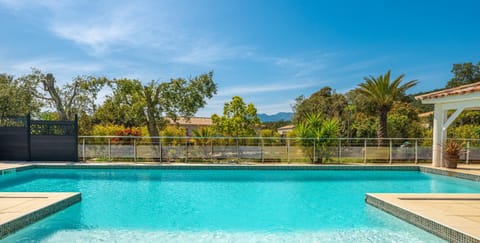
top-left (294, 113), bottom-right (339, 163)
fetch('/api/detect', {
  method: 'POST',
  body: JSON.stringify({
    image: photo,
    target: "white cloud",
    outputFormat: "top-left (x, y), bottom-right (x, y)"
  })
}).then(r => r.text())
top-left (173, 41), bottom-right (253, 66)
top-left (48, 3), bottom-right (155, 55)
top-left (10, 58), bottom-right (102, 74)
top-left (0, 57), bottom-right (104, 85)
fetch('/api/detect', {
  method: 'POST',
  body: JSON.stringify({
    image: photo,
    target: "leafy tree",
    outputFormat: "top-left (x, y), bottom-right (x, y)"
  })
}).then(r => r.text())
top-left (211, 96), bottom-right (260, 137)
top-left (93, 94), bottom-right (145, 128)
top-left (450, 124), bottom-right (480, 139)
top-left (293, 86), bottom-right (348, 124)
top-left (348, 112), bottom-right (377, 138)
top-left (160, 125), bottom-right (187, 146)
top-left (387, 101), bottom-right (423, 138)
top-left (294, 113), bottom-right (339, 163)
top-left (99, 72), bottom-right (217, 138)
top-left (0, 73), bottom-right (41, 118)
top-left (259, 129), bottom-right (280, 137)
top-left (446, 62), bottom-right (480, 88)
top-left (356, 70), bottom-right (417, 143)
top-left (21, 69), bottom-right (107, 120)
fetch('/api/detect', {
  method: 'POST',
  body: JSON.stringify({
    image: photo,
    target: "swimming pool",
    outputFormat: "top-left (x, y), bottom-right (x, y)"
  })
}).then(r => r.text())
top-left (1, 168), bottom-right (480, 242)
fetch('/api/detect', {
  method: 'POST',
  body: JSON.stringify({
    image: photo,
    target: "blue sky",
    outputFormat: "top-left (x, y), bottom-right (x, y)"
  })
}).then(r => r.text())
top-left (0, 0), bottom-right (479, 116)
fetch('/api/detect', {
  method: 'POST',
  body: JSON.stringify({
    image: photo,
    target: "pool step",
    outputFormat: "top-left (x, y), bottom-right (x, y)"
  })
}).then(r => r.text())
top-left (0, 192), bottom-right (81, 239)
top-left (366, 193), bottom-right (480, 243)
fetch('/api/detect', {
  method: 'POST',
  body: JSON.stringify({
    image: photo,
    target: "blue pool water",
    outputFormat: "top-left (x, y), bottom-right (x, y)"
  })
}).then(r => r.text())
top-left (1, 168), bottom-right (480, 242)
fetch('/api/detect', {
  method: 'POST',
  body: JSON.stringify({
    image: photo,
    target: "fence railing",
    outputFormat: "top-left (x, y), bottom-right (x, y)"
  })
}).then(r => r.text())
top-left (78, 136), bottom-right (480, 164)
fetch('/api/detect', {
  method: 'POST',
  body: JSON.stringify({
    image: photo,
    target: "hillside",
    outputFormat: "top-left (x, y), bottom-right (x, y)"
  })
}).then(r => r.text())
top-left (258, 112), bottom-right (293, 122)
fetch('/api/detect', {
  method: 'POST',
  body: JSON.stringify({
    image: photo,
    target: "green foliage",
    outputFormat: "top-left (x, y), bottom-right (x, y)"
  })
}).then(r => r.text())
top-left (348, 112), bottom-right (377, 138)
top-left (446, 62), bottom-right (480, 88)
top-left (293, 86), bottom-right (347, 124)
top-left (160, 126), bottom-right (187, 145)
top-left (38, 111), bottom-right (60, 120)
top-left (0, 73), bottom-right (42, 118)
top-left (94, 79), bottom-right (147, 128)
top-left (345, 89), bottom-right (376, 116)
top-left (450, 124), bottom-right (480, 139)
top-left (193, 127), bottom-right (215, 138)
top-left (387, 101), bottom-right (423, 138)
top-left (192, 127), bottom-right (215, 145)
top-left (356, 70), bottom-right (418, 140)
top-left (97, 72), bottom-right (217, 138)
top-left (21, 69), bottom-right (107, 120)
top-left (259, 129), bottom-right (280, 138)
top-left (294, 113), bottom-right (340, 163)
top-left (452, 111), bottom-right (480, 127)
top-left (262, 120), bottom-right (291, 131)
top-left (92, 124), bottom-right (129, 136)
top-left (191, 127), bottom-right (215, 158)
top-left (161, 126), bottom-right (186, 137)
top-left (211, 96), bottom-right (260, 137)
top-left (259, 129), bottom-right (281, 145)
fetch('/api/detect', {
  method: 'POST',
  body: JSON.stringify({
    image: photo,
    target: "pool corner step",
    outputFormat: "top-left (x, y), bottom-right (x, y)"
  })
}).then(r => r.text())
top-left (366, 193), bottom-right (480, 243)
top-left (0, 192), bottom-right (81, 239)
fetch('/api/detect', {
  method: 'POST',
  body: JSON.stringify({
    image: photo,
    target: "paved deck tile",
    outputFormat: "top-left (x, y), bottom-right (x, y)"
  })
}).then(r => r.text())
top-left (366, 193), bottom-right (480, 242)
top-left (0, 192), bottom-right (81, 239)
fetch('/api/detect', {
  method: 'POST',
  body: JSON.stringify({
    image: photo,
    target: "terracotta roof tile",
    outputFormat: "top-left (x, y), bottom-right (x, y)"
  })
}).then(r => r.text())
top-left (415, 82), bottom-right (480, 100)
top-left (169, 117), bottom-right (212, 126)
top-left (278, 125), bottom-right (294, 130)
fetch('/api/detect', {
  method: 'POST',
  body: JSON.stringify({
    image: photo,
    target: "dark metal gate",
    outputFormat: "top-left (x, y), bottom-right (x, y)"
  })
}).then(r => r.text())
top-left (0, 115), bottom-right (78, 162)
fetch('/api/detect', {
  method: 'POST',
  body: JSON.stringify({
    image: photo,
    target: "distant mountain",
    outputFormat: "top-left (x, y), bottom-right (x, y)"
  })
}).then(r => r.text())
top-left (258, 112), bottom-right (293, 122)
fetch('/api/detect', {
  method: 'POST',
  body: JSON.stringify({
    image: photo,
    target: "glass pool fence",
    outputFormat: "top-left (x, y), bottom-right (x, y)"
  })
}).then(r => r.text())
top-left (78, 136), bottom-right (480, 164)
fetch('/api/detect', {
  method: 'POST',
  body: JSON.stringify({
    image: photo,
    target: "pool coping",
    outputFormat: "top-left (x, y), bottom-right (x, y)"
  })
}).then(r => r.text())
top-left (0, 192), bottom-right (81, 239)
top-left (366, 193), bottom-right (480, 242)
top-left (1, 163), bottom-right (479, 181)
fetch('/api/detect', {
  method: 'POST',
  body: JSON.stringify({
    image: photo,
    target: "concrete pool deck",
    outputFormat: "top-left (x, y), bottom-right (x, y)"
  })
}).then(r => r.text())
top-left (366, 193), bottom-right (480, 242)
top-left (0, 192), bottom-right (81, 239)
top-left (0, 163), bottom-right (33, 172)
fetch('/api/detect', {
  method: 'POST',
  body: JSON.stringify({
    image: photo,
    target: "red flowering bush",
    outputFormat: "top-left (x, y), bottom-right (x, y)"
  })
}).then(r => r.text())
top-left (111, 128), bottom-right (142, 145)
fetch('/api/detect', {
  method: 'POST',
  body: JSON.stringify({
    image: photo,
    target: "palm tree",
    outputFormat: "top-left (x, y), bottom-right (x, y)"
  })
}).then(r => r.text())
top-left (356, 70), bottom-right (418, 143)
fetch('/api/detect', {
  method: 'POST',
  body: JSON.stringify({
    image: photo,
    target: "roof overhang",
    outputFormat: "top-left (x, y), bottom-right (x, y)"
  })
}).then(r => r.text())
top-left (415, 81), bottom-right (480, 106)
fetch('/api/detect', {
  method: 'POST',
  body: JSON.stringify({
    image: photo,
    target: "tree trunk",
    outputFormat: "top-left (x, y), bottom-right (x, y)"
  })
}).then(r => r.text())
top-left (377, 106), bottom-right (388, 146)
top-left (42, 75), bottom-right (68, 120)
top-left (146, 111), bottom-right (161, 162)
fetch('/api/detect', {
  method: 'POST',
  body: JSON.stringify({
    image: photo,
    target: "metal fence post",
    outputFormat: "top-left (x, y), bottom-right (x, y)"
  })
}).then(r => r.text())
top-left (261, 138), bottom-right (264, 163)
top-left (108, 138), bottom-right (111, 161)
top-left (287, 139), bottom-right (290, 163)
top-left (363, 138), bottom-right (367, 163)
top-left (210, 138), bottom-right (214, 162)
top-left (415, 139), bottom-right (418, 164)
top-left (26, 114), bottom-right (31, 161)
top-left (82, 137), bottom-right (86, 162)
top-left (389, 139), bottom-right (393, 164)
top-left (185, 137), bottom-right (188, 163)
top-left (133, 137), bottom-right (137, 162)
top-left (236, 137), bottom-right (240, 162)
top-left (466, 141), bottom-right (470, 164)
top-left (159, 138), bottom-right (163, 162)
top-left (313, 139), bottom-right (316, 163)
top-left (338, 139), bottom-right (342, 162)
